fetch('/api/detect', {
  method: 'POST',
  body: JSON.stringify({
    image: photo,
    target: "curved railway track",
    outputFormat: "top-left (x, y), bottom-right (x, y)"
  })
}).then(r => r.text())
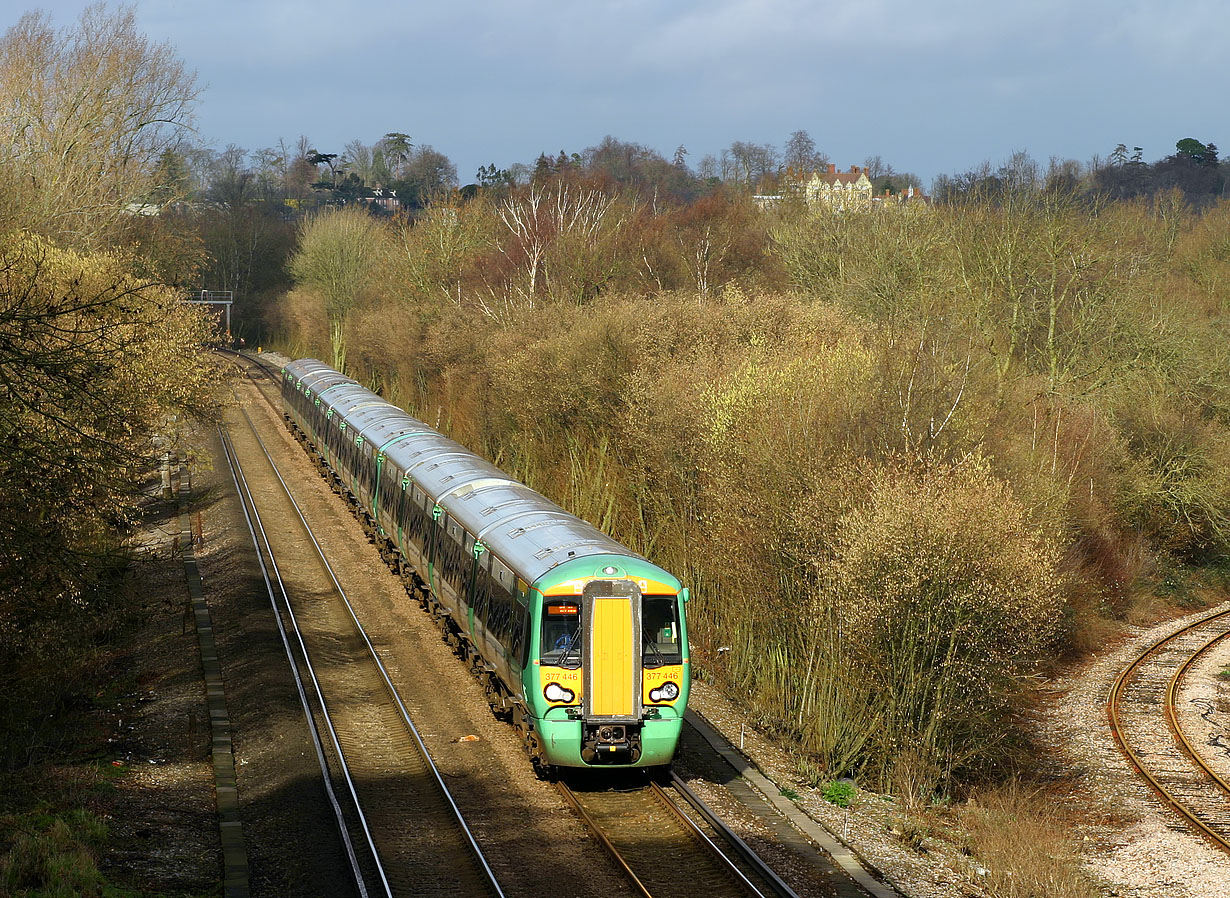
top-left (220, 356), bottom-right (503, 898)
top-left (1107, 604), bottom-right (1230, 852)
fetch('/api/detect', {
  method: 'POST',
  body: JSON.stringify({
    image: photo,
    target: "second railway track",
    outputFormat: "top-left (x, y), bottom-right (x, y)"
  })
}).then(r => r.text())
top-left (1108, 604), bottom-right (1230, 851)
top-left (220, 380), bottom-right (503, 897)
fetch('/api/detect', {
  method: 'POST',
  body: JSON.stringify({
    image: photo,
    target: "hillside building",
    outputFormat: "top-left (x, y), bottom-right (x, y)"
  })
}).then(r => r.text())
top-left (805, 164), bottom-right (874, 211)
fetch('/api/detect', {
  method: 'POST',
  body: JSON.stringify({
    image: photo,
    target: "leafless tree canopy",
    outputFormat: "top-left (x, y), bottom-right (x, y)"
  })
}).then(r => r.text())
top-left (0, 3), bottom-right (198, 246)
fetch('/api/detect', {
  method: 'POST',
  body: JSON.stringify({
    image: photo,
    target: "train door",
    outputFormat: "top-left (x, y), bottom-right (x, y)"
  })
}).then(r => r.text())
top-left (581, 579), bottom-right (642, 721)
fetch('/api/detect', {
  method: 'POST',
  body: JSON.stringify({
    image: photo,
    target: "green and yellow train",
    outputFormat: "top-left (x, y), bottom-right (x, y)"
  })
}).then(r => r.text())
top-left (281, 359), bottom-right (690, 771)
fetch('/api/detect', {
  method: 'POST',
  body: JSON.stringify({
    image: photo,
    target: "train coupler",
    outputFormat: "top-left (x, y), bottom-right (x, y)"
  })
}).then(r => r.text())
top-left (580, 723), bottom-right (642, 764)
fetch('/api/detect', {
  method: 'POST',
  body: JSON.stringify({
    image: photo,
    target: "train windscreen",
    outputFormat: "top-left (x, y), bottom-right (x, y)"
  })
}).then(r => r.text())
top-left (641, 596), bottom-right (681, 667)
top-left (540, 601), bottom-right (582, 668)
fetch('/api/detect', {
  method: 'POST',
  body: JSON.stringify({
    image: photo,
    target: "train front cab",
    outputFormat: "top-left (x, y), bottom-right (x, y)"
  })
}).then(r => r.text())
top-left (529, 558), bottom-right (689, 769)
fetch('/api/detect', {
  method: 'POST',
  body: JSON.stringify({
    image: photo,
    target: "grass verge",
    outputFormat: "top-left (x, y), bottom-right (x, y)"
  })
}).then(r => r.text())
top-left (958, 781), bottom-right (1102, 898)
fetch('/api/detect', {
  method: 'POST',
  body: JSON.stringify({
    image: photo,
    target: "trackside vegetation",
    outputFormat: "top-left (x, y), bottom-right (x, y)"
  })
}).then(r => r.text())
top-left (0, 7), bottom-right (218, 894)
top-left (280, 181), bottom-right (1230, 806)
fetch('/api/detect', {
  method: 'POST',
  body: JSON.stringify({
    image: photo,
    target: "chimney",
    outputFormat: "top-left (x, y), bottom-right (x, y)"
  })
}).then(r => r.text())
top-left (850, 165), bottom-right (859, 174)
top-left (827, 163), bottom-right (836, 174)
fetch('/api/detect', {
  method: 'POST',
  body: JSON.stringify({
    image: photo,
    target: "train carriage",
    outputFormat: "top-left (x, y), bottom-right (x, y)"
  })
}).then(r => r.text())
top-left (281, 359), bottom-right (689, 770)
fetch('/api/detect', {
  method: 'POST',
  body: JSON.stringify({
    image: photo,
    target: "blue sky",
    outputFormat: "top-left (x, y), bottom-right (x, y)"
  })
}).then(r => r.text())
top-left (10, 0), bottom-right (1227, 187)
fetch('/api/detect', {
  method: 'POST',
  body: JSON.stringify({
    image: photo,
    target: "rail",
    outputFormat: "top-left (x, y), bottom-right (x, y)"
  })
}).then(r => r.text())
top-left (1106, 605), bottom-right (1230, 852)
top-left (221, 356), bottom-right (504, 896)
top-left (555, 776), bottom-right (790, 898)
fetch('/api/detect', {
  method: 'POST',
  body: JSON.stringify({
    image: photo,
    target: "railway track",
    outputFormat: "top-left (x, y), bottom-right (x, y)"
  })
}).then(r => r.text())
top-left (557, 773), bottom-right (798, 898)
top-left (224, 351), bottom-right (861, 898)
top-left (1108, 604), bottom-right (1230, 852)
top-left (228, 349), bottom-right (281, 405)
top-left (219, 369), bottom-right (503, 898)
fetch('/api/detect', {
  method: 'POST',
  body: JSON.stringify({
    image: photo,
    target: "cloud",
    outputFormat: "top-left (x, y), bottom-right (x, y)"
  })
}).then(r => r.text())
top-left (11, 0), bottom-right (1223, 184)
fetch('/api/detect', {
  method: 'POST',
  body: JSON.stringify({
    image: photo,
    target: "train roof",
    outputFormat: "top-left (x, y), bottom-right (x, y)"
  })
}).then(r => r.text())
top-left (282, 359), bottom-right (653, 587)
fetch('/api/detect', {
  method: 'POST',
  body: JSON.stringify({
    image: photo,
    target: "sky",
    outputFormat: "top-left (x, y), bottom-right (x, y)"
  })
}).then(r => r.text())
top-left (8, 0), bottom-right (1227, 188)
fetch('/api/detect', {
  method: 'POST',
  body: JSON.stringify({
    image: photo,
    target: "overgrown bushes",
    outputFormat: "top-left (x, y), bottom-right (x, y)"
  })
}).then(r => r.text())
top-left (289, 205), bottom-right (389, 370)
top-left (821, 461), bottom-right (1062, 794)
top-left (276, 187), bottom-right (1230, 798)
top-left (0, 234), bottom-right (218, 764)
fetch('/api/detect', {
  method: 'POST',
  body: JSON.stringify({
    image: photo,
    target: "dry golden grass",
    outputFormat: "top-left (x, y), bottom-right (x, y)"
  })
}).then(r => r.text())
top-left (959, 781), bottom-right (1103, 898)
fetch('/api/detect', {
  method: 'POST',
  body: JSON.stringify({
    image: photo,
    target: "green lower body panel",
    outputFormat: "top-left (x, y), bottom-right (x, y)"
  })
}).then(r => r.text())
top-left (537, 715), bottom-right (683, 768)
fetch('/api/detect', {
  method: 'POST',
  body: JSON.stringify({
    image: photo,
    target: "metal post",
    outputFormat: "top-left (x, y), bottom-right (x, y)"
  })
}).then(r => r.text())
top-left (161, 451), bottom-right (173, 500)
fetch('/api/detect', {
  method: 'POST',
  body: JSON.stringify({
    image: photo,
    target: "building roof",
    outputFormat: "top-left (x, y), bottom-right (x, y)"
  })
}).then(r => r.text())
top-left (808, 164), bottom-right (871, 187)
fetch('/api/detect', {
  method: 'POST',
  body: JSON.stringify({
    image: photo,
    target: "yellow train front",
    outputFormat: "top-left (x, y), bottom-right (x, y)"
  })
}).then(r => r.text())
top-left (281, 358), bottom-right (689, 771)
top-left (526, 560), bottom-right (689, 768)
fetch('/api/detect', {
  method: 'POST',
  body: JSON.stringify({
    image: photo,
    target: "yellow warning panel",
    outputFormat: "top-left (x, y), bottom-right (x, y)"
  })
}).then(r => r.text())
top-left (590, 597), bottom-right (633, 716)
top-left (642, 665), bottom-right (684, 705)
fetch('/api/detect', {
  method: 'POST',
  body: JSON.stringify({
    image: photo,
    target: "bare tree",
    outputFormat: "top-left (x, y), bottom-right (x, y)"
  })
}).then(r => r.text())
top-left (727, 141), bottom-right (779, 188)
top-left (290, 207), bottom-right (385, 369)
top-left (295, 134), bottom-right (314, 162)
top-left (251, 146), bottom-right (288, 203)
top-left (401, 145), bottom-right (458, 199)
top-left (506, 163), bottom-right (531, 186)
top-left (999, 150), bottom-right (1041, 195)
top-left (206, 145), bottom-right (253, 210)
top-left (784, 129), bottom-right (827, 173)
top-left (1045, 156), bottom-right (1084, 194)
top-left (343, 139), bottom-right (376, 185)
top-left (863, 155), bottom-right (923, 194)
top-left (863, 154), bottom-right (893, 181)
top-left (0, 5), bottom-right (198, 246)
top-left (493, 183), bottom-right (615, 311)
top-left (285, 135), bottom-right (317, 198)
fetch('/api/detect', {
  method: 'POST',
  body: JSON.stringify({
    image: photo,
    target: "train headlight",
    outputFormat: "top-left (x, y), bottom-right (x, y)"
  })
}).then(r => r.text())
top-left (543, 682), bottom-right (574, 703)
top-left (649, 681), bottom-right (680, 703)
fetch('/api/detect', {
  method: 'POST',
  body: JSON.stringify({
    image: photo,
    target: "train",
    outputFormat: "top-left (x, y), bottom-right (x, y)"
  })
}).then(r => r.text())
top-left (279, 359), bottom-right (690, 771)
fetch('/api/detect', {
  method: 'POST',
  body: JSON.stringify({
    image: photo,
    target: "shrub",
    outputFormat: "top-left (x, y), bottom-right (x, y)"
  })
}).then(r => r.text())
top-left (823, 459), bottom-right (1063, 797)
top-left (821, 780), bottom-right (857, 808)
